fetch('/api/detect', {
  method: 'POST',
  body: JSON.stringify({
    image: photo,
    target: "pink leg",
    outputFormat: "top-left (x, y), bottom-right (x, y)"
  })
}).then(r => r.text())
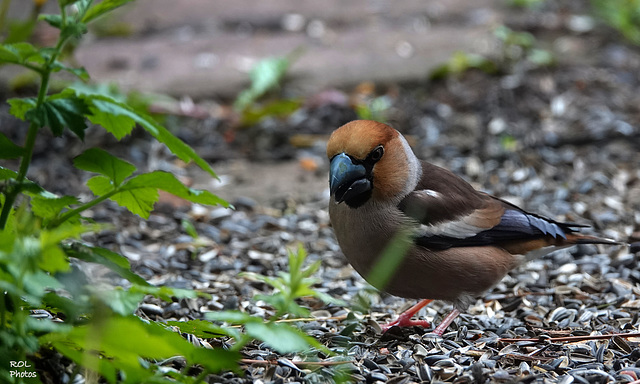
top-left (380, 299), bottom-right (433, 332)
top-left (433, 308), bottom-right (460, 336)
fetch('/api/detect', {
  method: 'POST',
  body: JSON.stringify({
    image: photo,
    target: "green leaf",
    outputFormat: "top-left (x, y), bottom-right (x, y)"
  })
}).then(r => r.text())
top-left (111, 185), bottom-right (158, 218)
top-left (87, 99), bottom-right (136, 139)
top-left (205, 310), bottom-right (256, 324)
top-left (104, 171), bottom-right (228, 218)
top-left (42, 314), bottom-right (239, 378)
top-left (3, 19), bottom-right (37, 44)
top-left (30, 194), bottom-right (78, 220)
top-left (245, 322), bottom-right (320, 354)
top-left (234, 56), bottom-right (292, 111)
top-left (59, 21), bottom-right (88, 41)
top-left (91, 287), bottom-right (144, 315)
top-left (129, 284), bottom-right (203, 302)
top-left (39, 14), bottom-right (63, 29)
top-left (0, 43), bottom-right (40, 66)
top-left (86, 175), bottom-right (114, 195)
top-left (7, 97), bottom-right (37, 120)
top-left (0, 133), bottom-right (24, 159)
top-left (166, 319), bottom-right (240, 339)
top-left (124, 171), bottom-right (229, 207)
top-left (42, 95), bottom-right (90, 138)
top-left (69, 87), bottom-right (218, 177)
top-left (51, 61), bottom-right (90, 81)
top-left (82, 0), bottom-right (136, 23)
top-left (73, 148), bottom-right (136, 185)
top-left (40, 245), bottom-right (71, 273)
top-left (39, 223), bottom-right (98, 273)
top-left (63, 244), bottom-right (149, 286)
top-left (0, 166), bottom-right (18, 180)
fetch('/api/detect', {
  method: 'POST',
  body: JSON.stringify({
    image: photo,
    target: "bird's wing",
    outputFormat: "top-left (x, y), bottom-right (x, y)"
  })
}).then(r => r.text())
top-left (399, 162), bottom-right (580, 250)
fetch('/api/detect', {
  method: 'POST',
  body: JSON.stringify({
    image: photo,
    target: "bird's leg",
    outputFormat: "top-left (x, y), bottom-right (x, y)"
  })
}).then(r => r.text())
top-left (432, 308), bottom-right (460, 336)
top-left (380, 299), bottom-right (433, 332)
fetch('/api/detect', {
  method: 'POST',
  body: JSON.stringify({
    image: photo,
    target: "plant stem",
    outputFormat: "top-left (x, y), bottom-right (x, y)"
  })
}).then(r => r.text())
top-left (50, 189), bottom-right (117, 227)
top-left (0, 9), bottom-right (76, 229)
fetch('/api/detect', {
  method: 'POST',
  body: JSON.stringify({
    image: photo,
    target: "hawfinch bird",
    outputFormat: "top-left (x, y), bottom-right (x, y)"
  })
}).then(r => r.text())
top-left (327, 120), bottom-right (618, 335)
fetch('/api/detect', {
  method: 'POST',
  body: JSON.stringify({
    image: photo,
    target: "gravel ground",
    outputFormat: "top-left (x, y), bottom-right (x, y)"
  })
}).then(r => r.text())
top-left (3, 2), bottom-right (640, 383)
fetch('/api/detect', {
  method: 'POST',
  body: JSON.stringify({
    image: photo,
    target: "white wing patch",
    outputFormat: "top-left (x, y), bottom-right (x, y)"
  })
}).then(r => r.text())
top-left (421, 189), bottom-right (440, 198)
top-left (420, 218), bottom-right (486, 239)
top-left (412, 189), bottom-right (491, 239)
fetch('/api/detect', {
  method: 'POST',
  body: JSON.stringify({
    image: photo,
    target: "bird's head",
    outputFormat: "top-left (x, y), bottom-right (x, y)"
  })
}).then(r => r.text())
top-left (327, 120), bottom-right (421, 208)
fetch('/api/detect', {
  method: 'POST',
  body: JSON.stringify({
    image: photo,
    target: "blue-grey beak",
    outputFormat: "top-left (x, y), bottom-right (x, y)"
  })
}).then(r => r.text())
top-left (329, 153), bottom-right (371, 204)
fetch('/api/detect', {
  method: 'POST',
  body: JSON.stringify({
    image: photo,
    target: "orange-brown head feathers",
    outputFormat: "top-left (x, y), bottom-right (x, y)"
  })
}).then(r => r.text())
top-left (327, 120), bottom-right (421, 205)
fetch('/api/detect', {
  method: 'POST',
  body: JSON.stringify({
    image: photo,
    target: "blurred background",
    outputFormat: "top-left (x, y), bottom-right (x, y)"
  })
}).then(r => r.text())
top-left (1, 0), bottom-right (639, 226)
top-left (2, 2), bottom-right (640, 382)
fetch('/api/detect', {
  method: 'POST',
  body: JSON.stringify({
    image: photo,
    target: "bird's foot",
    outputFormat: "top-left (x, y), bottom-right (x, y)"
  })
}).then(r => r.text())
top-left (380, 299), bottom-right (433, 332)
top-left (380, 317), bottom-right (431, 332)
top-left (380, 301), bottom-right (461, 337)
top-left (432, 309), bottom-right (460, 337)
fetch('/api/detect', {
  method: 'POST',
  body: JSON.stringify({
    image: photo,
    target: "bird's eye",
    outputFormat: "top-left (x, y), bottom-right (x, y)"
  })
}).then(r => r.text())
top-left (370, 146), bottom-right (384, 162)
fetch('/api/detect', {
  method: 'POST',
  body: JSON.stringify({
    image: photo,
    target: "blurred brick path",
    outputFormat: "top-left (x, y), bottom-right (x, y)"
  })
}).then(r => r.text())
top-left (4, 0), bottom-right (503, 98)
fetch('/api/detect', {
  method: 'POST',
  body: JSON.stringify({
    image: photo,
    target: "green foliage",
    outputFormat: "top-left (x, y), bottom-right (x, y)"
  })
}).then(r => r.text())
top-left (234, 48), bottom-right (304, 126)
top-left (1, 3), bottom-right (342, 382)
top-left (505, 0), bottom-right (547, 8)
top-left (242, 244), bottom-right (345, 318)
top-left (430, 25), bottom-right (554, 80)
top-left (430, 51), bottom-right (498, 80)
top-left (354, 95), bottom-right (392, 123)
top-left (493, 25), bottom-right (555, 67)
top-left (0, 0), bottom-right (250, 382)
top-left (591, 0), bottom-right (640, 45)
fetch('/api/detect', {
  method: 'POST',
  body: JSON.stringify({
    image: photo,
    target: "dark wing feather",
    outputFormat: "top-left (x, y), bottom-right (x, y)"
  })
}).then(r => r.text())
top-left (400, 161), bottom-right (582, 250)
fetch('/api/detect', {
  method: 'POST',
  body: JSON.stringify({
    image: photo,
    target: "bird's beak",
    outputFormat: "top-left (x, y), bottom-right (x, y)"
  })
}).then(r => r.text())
top-left (329, 153), bottom-right (371, 204)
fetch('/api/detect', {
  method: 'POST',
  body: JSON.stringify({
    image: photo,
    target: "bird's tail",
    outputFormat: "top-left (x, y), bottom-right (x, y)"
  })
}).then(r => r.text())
top-left (565, 233), bottom-right (624, 246)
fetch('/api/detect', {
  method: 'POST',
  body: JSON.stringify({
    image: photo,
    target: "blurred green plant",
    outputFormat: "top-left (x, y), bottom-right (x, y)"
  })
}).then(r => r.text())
top-left (234, 47), bottom-right (304, 126)
top-left (591, 0), bottom-right (640, 45)
top-left (354, 95), bottom-right (392, 124)
top-left (505, 0), bottom-right (547, 8)
top-left (430, 25), bottom-right (554, 80)
top-left (0, 0), bottom-right (247, 382)
top-left (241, 244), bottom-right (345, 318)
top-left (429, 51), bottom-right (498, 80)
top-left (0, 0), bottom-right (46, 44)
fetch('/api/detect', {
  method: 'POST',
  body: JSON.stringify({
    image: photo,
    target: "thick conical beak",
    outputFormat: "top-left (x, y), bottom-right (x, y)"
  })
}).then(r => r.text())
top-left (329, 153), bottom-right (371, 204)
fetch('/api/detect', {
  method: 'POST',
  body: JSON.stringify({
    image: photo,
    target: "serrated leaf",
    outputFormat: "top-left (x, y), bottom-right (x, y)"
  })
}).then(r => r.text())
top-left (51, 61), bottom-right (90, 81)
top-left (111, 186), bottom-right (158, 218)
top-left (39, 14), bottom-right (63, 29)
top-left (0, 132), bottom-right (24, 159)
top-left (0, 166), bottom-right (18, 180)
top-left (74, 148), bottom-right (136, 185)
top-left (0, 42), bottom-right (40, 65)
top-left (87, 99), bottom-right (136, 139)
top-left (42, 95), bottom-right (90, 138)
top-left (30, 194), bottom-right (78, 219)
top-left (60, 21), bottom-right (88, 41)
top-left (123, 171), bottom-right (229, 207)
top-left (86, 175), bottom-right (114, 195)
top-left (41, 314), bottom-right (239, 381)
top-left (69, 86), bottom-right (218, 178)
top-left (40, 245), bottom-right (71, 273)
top-left (7, 97), bottom-right (37, 120)
top-left (82, 0), bottom-right (136, 23)
top-left (63, 244), bottom-right (149, 286)
top-left (92, 287), bottom-right (144, 315)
